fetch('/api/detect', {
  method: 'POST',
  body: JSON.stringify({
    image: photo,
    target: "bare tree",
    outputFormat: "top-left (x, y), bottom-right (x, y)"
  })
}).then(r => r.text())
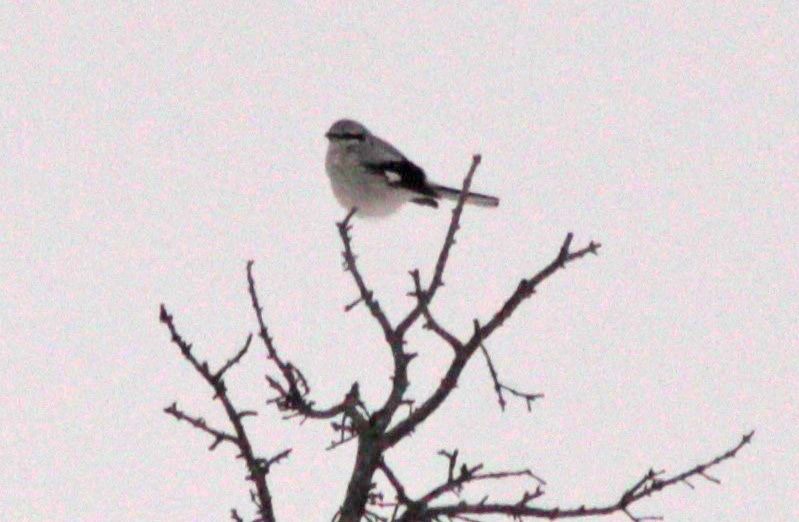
top-left (159, 155), bottom-right (753, 522)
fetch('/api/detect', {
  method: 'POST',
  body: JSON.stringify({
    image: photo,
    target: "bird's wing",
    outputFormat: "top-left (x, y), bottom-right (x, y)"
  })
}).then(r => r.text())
top-left (362, 136), bottom-right (438, 198)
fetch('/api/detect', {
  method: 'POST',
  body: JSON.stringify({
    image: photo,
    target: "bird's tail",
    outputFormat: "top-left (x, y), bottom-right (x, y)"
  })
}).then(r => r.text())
top-left (430, 183), bottom-right (500, 208)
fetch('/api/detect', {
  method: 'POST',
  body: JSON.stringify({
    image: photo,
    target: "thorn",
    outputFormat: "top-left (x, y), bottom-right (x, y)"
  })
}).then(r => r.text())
top-left (345, 295), bottom-right (363, 312)
top-left (403, 352), bottom-right (418, 362)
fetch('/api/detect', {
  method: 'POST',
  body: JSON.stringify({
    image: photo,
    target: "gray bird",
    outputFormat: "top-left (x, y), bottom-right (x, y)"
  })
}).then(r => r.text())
top-left (325, 119), bottom-right (499, 217)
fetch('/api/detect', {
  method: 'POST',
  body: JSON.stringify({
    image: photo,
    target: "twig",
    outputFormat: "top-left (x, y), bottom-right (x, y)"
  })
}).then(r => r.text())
top-left (478, 337), bottom-right (543, 412)
top-left (418, 450), bottom-right (544, 505)
top-left (262, 448), bottom-right (293, 473)
top-left (409, 269), bottom-right (462, 352)
top-left (336, 211), bottom-right (411, 434)
top-left (214, 333), bottom-right (253, 382)
top-left (164, 402), bottom-right (238, 451)
top-left (378, 459), bottom-right (412, 505)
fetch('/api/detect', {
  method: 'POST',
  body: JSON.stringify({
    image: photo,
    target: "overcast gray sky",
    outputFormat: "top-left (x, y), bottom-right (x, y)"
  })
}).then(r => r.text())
top-left (2, 3), bottom-right (797, 521)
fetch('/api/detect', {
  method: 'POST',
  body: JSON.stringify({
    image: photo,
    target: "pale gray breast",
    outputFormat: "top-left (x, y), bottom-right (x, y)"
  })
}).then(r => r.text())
top-left (324, 141), bottom-right (408, 216)
top-left (326, 141), bottom-right (364, 174)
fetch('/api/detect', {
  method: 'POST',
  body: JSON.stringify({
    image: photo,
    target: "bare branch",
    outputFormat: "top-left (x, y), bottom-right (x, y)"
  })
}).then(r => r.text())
top-left (159, 304), bottom-right (277, 522)
top-left (378, 459), bottom-right (412, 505)
top-left (336, 209), bottom-right (413, 430)
top-left (337, 208), bottom-right (396, 343)
top-left (397, 155), bottom-right (483, 337)
top-left (385, 234), bottom-right (598, 448)
top-left (164, 402), bottom-right (238, 451)
top-left (262, 448), bottom-right (293, 472)
top-left (247, 261), bottom-right (365, 425)
top-left (476, 233), bottom-right (601, 343)
top-left (382, 450), bottom-right (545, 522)
top-left (403, 432), bottom-right (753, 521)
top-left (418, 450), bottom-right (544, 505)
top-left (409, 269), bottom-right (463, 352)
top-left (439, 449), bottom-right (459, 483)
top-left (335, 210), bottom-right (419, 522)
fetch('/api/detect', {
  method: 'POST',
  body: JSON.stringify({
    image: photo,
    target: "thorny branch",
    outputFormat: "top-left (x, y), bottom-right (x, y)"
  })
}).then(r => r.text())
top-left (247, 261), bottom-right (364, 423)
top-left (396, 155), bottom-right (484, 338)
top-left (337, 210), bottom-right (410, 430)
top-left (379, 449), bottom-right (547, 522)
top-left (409, 269), bottom-right (462, 352)
top-left (388, 432), bottom-right (754, 522)
top-left (479, 341), bottom-right (543, 411)
top-left (420, 449), bottom-right (546, 505)
top-left (338, 207), bottom-right (396, 344)
top-left (159, 305), bottom-right (279, 522)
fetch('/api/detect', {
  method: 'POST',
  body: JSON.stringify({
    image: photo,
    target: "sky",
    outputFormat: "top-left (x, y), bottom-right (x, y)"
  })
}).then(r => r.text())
top-left (1, 3), bottom-right (797, 521)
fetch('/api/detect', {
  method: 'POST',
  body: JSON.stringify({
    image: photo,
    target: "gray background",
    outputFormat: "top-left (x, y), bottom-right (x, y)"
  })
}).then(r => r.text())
top-left (2, 3), bottom-right (797, 521)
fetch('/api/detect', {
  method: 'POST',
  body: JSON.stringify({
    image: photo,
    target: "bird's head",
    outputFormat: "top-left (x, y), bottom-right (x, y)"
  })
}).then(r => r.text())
top-left (325, 119), bottom-right (369, 143)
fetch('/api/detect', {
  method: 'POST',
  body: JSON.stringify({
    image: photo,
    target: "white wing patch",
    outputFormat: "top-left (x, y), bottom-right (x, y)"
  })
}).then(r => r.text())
top-left (385, 171), bottom-right (402, 185)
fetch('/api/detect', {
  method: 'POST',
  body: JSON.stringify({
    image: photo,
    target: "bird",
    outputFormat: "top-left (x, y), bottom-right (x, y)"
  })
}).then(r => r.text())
top-left (324, 119), bottom-right (499, 217)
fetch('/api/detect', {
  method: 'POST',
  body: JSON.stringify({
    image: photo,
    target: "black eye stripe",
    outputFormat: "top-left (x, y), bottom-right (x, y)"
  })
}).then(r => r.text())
top-left (335, 132), bottom-right (365, 141)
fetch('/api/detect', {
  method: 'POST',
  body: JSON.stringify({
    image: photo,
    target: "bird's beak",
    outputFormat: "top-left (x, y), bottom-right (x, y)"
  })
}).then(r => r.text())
top-left (324, 131), bottom-right (333, 139)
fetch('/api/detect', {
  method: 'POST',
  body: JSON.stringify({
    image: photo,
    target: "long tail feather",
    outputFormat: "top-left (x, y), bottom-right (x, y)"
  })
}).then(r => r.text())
top-left (430, 183), bottom-right (500, 208)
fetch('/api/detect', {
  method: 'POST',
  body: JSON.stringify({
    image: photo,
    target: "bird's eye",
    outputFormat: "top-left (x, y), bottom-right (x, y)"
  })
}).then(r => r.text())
top-left (343, 133), bottom-right (365, 141)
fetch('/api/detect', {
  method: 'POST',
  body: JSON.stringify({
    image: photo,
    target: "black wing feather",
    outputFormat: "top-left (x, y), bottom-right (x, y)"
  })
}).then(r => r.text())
top-left (365, 160), bottom-right (438, 198)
